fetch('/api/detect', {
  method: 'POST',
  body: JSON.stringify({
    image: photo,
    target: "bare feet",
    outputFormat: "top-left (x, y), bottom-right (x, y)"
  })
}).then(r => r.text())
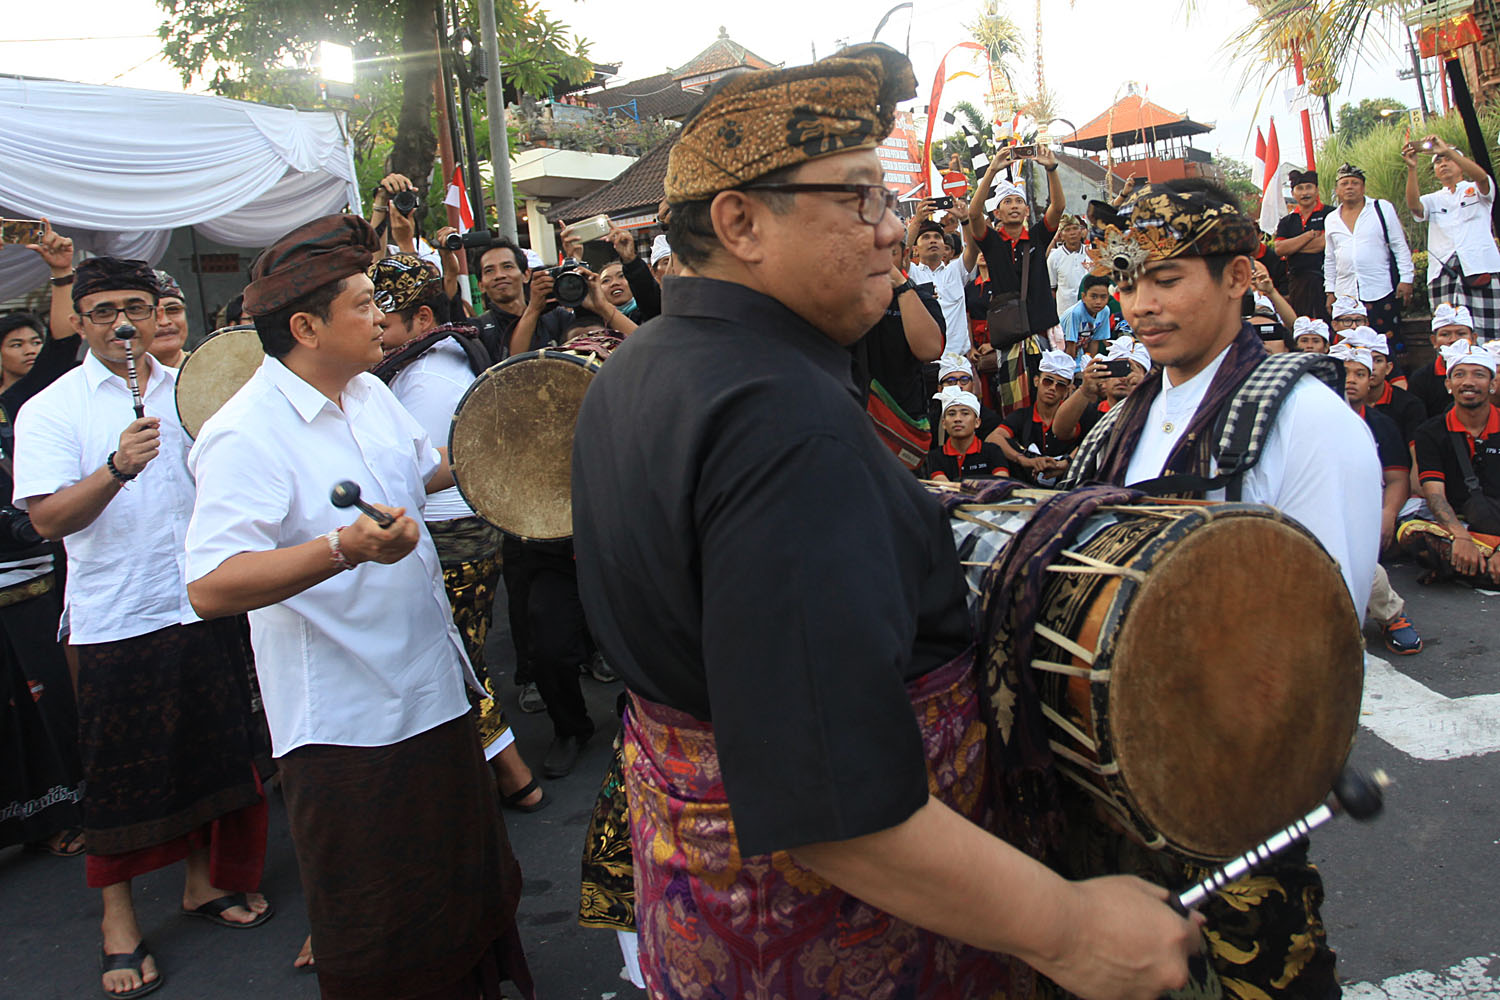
top-left (180, 888), bottom-right (270, 925)
top-left (294, 934), bottom-right (315, 970)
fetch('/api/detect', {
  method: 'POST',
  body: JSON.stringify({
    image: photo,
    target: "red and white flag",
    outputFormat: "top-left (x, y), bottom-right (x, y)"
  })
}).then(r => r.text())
top-left (1256, 120), bottom-right (1284, 235)
top-left (444, 166), bottom-right (474, 233)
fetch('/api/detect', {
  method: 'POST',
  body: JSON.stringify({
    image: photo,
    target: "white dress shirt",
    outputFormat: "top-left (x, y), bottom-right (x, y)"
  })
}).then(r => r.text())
top-left (186, 357), bottom-right (478, 757)
top-left (907, 259), bottom-right (974, 357)
top-left (1048, 244), bottom-right (1092, 316)
top-left (1414, 175), bottom-right (1500, 283)
top-left (1322, 197), bottom-right (1415, 302)
top-left (12, 352), bottom-right (200, 643)
top-left (388, 338), bottom-right (476, 522)
top-left (1124, 343), bottom-right (1381, 619)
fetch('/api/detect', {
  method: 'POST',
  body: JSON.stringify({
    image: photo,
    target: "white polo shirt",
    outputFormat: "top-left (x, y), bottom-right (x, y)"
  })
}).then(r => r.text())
top-left (1414, 176), bottom-right (1500, 283)
top-left (12, 352), bottom-right (200, 643)
top-left (1322, 197), bottom-right (1415, 302)
top-left (186, 356), bottom-right (478, 757)
top-left (1048, 243), bottom-right (1092, 316)
top-left (1123, 343), bottom-right (1381, 620)
top-left (388, 338), bottom-right (477, 522)
top-left (907, 258), bottom-right (975, 357)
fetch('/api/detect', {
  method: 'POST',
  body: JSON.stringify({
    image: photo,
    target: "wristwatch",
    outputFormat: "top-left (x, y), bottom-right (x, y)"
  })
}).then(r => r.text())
top-left (894, 278), bottom-right (917, 297)
top-left (49, 273), bottom-right (74, 287)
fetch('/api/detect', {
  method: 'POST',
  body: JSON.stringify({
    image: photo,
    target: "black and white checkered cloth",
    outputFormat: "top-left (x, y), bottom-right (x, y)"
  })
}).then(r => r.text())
top-left (1429, 255), bottom-right (1500, 343)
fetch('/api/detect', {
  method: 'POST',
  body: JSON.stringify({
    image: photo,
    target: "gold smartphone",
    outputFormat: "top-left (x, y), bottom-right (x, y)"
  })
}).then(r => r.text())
top-left (0, 218), bottom-right (45, 245)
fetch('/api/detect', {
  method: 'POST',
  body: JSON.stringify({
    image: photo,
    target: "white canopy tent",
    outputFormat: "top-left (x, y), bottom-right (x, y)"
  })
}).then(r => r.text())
top-left (0, 75), bottom-right (362, 301)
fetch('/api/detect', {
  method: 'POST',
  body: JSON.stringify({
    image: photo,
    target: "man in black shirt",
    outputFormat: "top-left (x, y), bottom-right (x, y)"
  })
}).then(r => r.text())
top-left (469, 237), bottom-right (574, 359)
top-left (1407, 302), bottom-right (1476, 418)
top-left (1402, 341), bottom-right (1500, 581)
top-left (969, 144), bottom-right (1064, 410)
top-left (1352, 327), bottom-right (1427, 440)
top-left (992, 349), bottom-right (1081, 483)
top-left (923, 388), bottom-right (1008, 480)
top-left (571, 42), bottom-right (1195, 1000)
top-left (850, 242), bottom-right (944, 420)
top-left (1333, 344), bottom-right (1424, 653)
top-left (1273, 169), bottom-right (1331, 320)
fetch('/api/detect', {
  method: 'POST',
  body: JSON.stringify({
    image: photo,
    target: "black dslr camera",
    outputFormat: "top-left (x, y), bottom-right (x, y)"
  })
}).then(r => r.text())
top-left (0, 505), bottom-right (42, 551)
top-left (543, 258), bottom-right (589, 309)
top-left (391, 189), bottom-right (420, 216)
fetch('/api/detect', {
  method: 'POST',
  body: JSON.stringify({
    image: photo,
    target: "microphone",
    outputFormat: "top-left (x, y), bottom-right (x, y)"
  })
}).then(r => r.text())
top-left (114, 323), bottom-right (146, 419)
top-left (329, 480), bottom-right (397, 528)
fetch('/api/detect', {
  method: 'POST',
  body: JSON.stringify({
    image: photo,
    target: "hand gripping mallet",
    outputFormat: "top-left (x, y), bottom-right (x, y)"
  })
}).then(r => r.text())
top-left (329, 480), bottom-right (397, 528)
top-left (1172, 768), bottom-right (1389, 914)
top-left (113, 323), bottom-right (146, 419)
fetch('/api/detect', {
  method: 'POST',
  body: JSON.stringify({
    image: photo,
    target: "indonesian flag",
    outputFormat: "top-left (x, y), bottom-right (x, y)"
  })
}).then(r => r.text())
top-left (444, 166), bottom-right (474, 233)
top-left (1255, 120), bottom-right (1284, 235)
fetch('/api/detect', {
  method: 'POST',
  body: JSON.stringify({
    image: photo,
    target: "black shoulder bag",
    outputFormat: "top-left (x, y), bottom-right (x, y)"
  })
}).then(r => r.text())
top-left (1370, 199), bottom-right (1403, 294)
top-left (1448, 431), bottom-right (1500, 535)
top-left (985, 235), bottom-right (1034, 351)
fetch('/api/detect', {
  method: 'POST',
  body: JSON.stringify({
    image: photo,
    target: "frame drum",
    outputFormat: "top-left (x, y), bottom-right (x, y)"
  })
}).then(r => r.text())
top-left (174, 325), bottom-right (264, 438)
top-left (448, 337), bottom-right (616, 540)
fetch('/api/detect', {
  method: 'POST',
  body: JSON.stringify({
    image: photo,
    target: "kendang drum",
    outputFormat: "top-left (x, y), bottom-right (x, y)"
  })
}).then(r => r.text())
top-left (174, 325), bottom-right (265, 438)
top-left (938, 484), bottom-right (1364, 862)
top-left (449, 333), bottom-right (621, 540)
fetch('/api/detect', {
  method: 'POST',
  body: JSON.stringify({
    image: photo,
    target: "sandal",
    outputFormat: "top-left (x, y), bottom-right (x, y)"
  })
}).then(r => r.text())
top-left (99, 941), bottom-right (163, 998)
top-left (26, 828), bottom-right (85, 857)
top-left (502, 777), bottom-right (549, 813)
top-left (180, 892), bottom-right (275, 929)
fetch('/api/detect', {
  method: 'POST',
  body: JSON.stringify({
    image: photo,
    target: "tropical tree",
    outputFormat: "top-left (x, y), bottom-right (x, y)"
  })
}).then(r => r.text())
top-left (932, 100), bottom-right (995, 173)
top-left (1335, 96), bottom-right (1410, 143)
top-left (964, 0), bottom-right (1025, 107)
top-left (156, 0), bottom-right (592, 205)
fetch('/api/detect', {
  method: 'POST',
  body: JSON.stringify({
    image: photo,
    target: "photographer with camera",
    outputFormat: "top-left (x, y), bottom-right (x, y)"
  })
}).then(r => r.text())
top-left (1403, 135), bottom-right (1500, 341)
top-left (505, 256), bottom-right (636, 359)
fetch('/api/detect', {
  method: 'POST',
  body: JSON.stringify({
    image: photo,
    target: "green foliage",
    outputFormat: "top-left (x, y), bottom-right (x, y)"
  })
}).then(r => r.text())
top-left (1218, 155), bottom-right (1262, 211)
top-left (1334, 97), bottom-right (1407, 144)
top-left (931, 100), bottom-right (994, 179)
top-left (1315, 105), bottom-right (1500, 256)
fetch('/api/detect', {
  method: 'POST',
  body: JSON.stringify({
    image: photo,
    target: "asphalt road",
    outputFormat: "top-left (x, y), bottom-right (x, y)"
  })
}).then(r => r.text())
top-left (2, 558), bottom-right (1495, 999)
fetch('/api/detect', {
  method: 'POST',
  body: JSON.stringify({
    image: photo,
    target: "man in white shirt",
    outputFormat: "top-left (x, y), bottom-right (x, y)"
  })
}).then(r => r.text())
top-left (1047, 215), bottom-right (1091, 317)
top-left (185, 216), bottom-right (531, 1000)
top-left (905, 200), bottom-right (978, 357)
top-left (367, 252), bottom-right (546, 813)
top-left (13, 256), bottom-right (271, 999)
top-left (1063, 179), bottom-right (1379, 999)
top-left (1323, 162), bottom-right (1414, 340)
top-left (1403, 135), bottom-right (1500, 342)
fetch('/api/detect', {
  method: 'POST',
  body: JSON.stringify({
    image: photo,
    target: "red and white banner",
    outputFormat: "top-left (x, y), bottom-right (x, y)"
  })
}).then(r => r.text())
top-left (920, 41), bottom-right (986, 197)
top-left (444, 166), bottom-right (474, 233)
top-left (1254, 120), bottom-right (1284, 234)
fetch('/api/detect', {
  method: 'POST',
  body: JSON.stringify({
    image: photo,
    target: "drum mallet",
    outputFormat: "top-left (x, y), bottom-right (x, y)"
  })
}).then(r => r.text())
top-left (113, 323), bottom-right (146, 419)
top-left (1172, 768), bottom-right (1389, 914)
top-left (329, 480), bottom-right (397, 528)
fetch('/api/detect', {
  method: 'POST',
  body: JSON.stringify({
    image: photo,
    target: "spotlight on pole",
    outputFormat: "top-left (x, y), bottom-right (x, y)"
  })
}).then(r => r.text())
top-left (318, 41), bottom-right (355, 85)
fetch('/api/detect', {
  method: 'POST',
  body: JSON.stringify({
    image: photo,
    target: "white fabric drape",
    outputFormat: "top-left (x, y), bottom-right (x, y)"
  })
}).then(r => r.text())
top-left (0, 76), bottom-right (361, 300)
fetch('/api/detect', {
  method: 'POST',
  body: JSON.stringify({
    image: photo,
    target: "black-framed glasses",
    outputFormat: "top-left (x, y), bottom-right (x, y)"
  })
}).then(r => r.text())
top-left (81, 302), bottom-right (154, 326)
top-left (161, 304), bottom-right (187, 318)
top-left (940, 374), bottom-right (973, 386)
top-left (739, 183), bottom-right (899, 225)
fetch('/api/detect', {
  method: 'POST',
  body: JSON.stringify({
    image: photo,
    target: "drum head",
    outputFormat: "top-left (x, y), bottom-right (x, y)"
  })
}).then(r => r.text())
top-left (175, 326), bottom-right (264, 438)
top-left (449, 351), bottom-right (599, 540)
top-left (1107, 513), bottom-right (1363, 860)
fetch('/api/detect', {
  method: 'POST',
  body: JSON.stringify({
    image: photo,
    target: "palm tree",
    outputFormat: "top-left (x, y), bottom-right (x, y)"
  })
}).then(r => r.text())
top-left (965, 0), bottom-right (1025, 107)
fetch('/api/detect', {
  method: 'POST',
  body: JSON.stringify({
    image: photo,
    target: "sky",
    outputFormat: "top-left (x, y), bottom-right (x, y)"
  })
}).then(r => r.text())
top-left (4, 0), bottom-right (1430, 167)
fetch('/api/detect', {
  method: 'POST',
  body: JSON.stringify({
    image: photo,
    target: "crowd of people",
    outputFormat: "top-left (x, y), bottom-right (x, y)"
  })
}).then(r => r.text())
top-left (3, 36), bottom-right (1500, 1000)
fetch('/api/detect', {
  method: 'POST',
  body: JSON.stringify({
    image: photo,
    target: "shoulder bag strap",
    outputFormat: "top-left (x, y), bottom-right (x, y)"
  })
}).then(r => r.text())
top-left (1371, 199), bottom-right (1401, 292)
top-left (1450, 429), bottom-right (1484, 496)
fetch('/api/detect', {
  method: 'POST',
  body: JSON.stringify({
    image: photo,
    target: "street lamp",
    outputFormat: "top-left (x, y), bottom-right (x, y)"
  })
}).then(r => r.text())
top-left (317, 40), bottom-right (355, 101)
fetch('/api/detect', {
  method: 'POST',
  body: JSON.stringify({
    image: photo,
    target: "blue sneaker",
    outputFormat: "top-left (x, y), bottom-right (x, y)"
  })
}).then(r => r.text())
top-left (1383, 615), bottom-right (1423, 655)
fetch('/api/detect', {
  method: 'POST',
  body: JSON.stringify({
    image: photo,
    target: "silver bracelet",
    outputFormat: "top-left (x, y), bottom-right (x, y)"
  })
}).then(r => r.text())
top-left (324, 528), bottom-right (355, 572)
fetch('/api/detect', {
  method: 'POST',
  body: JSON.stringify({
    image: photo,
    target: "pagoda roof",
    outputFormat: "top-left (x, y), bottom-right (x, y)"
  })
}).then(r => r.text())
top-left (549, 132), bottom-right (681, 220)
top-left (1059, 94), bottom-right (1213, 152)
top-left (672, 27), bottom-right (777, 81)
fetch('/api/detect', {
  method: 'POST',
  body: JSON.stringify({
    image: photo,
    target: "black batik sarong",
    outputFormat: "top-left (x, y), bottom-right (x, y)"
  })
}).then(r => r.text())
top-left (579, 734), bottom-right (634, 932)
top-left (429, 517), bottom-right (511, 754)
top-left (74, 618), bottom-right (262, 855)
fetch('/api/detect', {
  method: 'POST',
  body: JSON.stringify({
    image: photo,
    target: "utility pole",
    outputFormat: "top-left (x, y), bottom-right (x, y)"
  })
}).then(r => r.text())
top-left (478, 0), bottom-right (519, 243)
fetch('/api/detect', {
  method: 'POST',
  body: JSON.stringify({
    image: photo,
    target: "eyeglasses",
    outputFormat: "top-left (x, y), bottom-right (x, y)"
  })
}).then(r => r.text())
top-left (161, 304), bottom-right (186, 318)
top-left (739, 183), bottom-right (900, 225)
top-left (81, 302), bottom-right (154, 326)
top-left (940, 374), bottom-right (973, 386)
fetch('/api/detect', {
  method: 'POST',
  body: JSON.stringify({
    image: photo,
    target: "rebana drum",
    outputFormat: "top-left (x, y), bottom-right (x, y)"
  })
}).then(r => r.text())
top-left (448, 334), bottom-right (620, 540)
top-left (174, 325), bottom-right (264, 438)
top-left (939, 484), bottom-right (1364, 862)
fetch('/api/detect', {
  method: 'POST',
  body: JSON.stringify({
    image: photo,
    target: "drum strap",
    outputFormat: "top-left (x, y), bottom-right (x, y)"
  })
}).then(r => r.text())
top-left (371, 323), bottom-right (493, 384)
top-left (1120, 352), bottom-right (1343, 501)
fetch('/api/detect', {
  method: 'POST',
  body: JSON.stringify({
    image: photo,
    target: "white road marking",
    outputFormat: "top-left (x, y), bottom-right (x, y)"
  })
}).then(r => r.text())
top-left (1345, 954), bottom-right (1500, 999)
top-left (1360, 654), bottom-right (1500, 761)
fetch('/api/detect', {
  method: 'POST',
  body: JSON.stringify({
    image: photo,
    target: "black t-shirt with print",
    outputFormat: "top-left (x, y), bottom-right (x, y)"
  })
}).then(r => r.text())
top-left (1413, 405), bottom-right (1500, 510)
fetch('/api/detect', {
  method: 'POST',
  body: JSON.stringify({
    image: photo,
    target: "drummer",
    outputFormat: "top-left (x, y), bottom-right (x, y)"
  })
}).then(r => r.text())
top-left (570, 42), bottom-right (1199, 1000)
top-left (1062, 179), bottom-right (1380, 997)
top-left (184, 215), bottom-right (532, 1000)
top-left (367, 253), bottom-right (546, 812)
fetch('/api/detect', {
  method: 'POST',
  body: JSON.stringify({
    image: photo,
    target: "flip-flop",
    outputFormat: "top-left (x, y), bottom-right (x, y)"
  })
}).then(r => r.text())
top-left (99, 940), bottom-right (163, 998)
top-left (26, 828), bottom-right (85, 857)
top-left (502, 777), bottom-right (549, 814)
top-left (181, 892), bottom-right (275, 929)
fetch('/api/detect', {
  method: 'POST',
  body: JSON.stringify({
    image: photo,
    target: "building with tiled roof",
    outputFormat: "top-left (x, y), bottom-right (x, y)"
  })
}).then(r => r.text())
top-left (1058, 89), bottom-right (1221, 185)
top-left (672, 26), bottom-right (778, 92)
top-left (548, 133), bottom-right (679, 229)
top-left (584, 72), bottom-right (702, 123)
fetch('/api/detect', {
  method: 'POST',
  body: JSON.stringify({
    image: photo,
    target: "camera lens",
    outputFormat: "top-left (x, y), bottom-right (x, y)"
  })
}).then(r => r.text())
top-left (444, 232), bottom-right (464, 252)
top-left (554, 271), bottom-right (589, 308)
top-left (393, 190), bottom-right (419, 215)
